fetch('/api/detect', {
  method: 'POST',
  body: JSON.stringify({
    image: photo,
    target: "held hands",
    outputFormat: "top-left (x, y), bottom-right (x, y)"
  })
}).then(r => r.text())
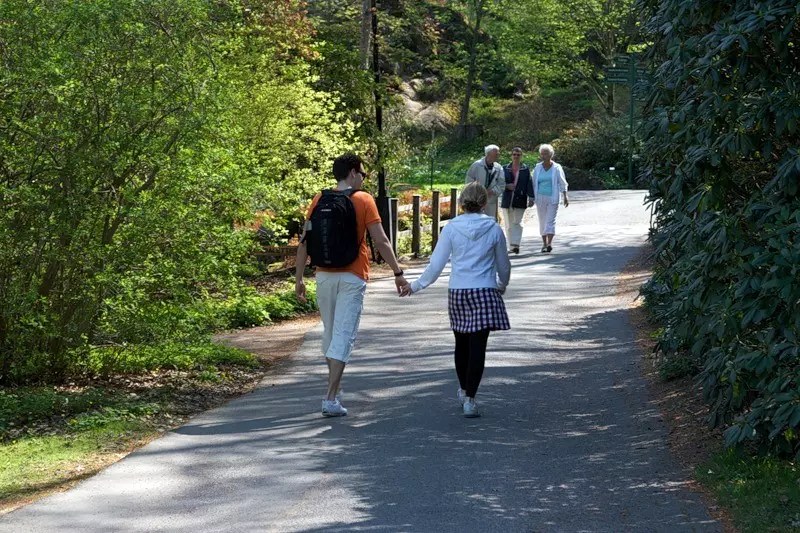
top-left (527, 198), bottom-right (535, 208)
top-left (394, 275), bottom-right (408, 295)
top-left (399, 283), bottom-right (413, 297)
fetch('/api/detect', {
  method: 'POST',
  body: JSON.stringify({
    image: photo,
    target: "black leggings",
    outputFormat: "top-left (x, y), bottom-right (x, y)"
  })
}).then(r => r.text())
top-left (453, 329), bottom-right (490, 398)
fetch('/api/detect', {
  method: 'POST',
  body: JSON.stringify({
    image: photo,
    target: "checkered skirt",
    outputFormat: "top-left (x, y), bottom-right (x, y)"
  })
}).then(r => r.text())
top-left (448, 288), bottom-right (510, 333)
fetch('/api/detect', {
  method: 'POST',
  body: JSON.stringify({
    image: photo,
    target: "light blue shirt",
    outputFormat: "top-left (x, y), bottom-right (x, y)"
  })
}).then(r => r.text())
top-left (537, 167), bottom-right (553, 197)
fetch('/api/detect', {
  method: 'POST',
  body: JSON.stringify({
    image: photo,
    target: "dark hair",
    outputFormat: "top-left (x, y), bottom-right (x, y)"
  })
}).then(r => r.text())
top-left (333, 153), bottom-right (363, 182)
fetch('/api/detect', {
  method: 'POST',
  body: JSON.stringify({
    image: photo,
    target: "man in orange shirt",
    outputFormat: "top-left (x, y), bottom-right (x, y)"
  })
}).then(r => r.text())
top-left (295, 153), bottom-right (407, 417)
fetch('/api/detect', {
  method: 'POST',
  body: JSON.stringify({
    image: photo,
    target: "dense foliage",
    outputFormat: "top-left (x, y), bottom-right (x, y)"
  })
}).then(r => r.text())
top-left (0, 0), bottom-right (342, 383)
top-left (0, 0), bottom-right (645, 385)
top-left (639, 0), bottom-right (800, 456)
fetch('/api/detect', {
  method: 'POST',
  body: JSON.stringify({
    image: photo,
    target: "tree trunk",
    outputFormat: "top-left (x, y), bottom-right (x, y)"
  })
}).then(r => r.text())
top-left (459, 0), bottom-right (485, 126)
top-left (359, 0), bottom-right (372, 70)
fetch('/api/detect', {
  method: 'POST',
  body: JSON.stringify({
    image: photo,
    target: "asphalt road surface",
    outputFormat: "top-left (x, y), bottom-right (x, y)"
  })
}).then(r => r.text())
top-left (1, 190), bottom-right (720, 532)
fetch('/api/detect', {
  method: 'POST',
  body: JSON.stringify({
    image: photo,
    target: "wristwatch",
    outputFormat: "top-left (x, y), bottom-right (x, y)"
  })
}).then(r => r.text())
top-left (394, 270), bottom-right (404, 277)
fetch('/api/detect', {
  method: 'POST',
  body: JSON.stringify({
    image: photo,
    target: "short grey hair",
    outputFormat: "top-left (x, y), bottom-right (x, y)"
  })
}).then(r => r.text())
top-left (484, 144), bottom-right (500, 156)
top-left (538, 143), bottom-right (555, 156)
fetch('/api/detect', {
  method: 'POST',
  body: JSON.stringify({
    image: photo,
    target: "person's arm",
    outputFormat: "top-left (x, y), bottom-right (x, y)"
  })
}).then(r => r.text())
top-left (465, 162), bottom-right (478, 184)
top-left (367, 221), bottom-right (408, 293)
top-left (406, 227), bottom-right (452, 295)
top-left (504, 167), bottom-right (515, 190)
top-left (492, 166), bottom-right (506, 196)
top-left (295, 227), bottom-right (309, 303)
top-left (526, 171), bottom-right (535, 207)
top-left (494, 228), bottom-right (511, 293)
top-left (557, 165), bottom-right (569, 207)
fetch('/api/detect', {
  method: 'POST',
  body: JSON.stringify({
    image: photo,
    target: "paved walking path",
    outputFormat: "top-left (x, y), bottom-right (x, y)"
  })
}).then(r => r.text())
top-left (0, 191), bottom-right (720, 532)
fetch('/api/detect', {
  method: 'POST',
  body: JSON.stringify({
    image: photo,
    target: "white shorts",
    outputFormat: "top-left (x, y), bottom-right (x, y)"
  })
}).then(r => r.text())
top-left (315, 271), bottom-right (367, 364)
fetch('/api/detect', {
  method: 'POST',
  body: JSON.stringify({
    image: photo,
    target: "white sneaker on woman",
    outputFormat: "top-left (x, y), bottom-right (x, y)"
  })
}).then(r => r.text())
top-left (457, 388), bottom-right (466, 405)
top-left (463, 398), bottom-right (480, 418)
top-left (322, 399), bottom-right (347, 417)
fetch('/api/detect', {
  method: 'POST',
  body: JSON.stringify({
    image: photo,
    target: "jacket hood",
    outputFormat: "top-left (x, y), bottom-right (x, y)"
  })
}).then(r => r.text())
top-left (449, 213), bottom-right (497, 240)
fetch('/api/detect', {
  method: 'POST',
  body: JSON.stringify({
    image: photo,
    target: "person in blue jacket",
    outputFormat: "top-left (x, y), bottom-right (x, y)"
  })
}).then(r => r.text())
top-left (500, 147), bottom-right (535, 254)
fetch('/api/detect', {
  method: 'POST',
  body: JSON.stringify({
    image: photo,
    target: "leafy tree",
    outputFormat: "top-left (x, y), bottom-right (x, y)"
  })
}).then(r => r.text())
top-left (454, 0), bottom-right (493, 125)
top-left (0, 0), bottom-right (351, 383)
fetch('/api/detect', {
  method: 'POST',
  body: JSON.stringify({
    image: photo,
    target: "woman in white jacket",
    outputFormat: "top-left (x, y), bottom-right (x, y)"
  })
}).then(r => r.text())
top-left (399, 182), bottom-right (511, 418)
top-left (532, 144), bottom-right (569, 253)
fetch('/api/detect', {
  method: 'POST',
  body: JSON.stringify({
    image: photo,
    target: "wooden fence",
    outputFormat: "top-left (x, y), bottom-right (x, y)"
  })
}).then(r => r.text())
top-left (255, 187), bottom-right (460, 263)
top-left (393, 187), bottom-right (459, 257)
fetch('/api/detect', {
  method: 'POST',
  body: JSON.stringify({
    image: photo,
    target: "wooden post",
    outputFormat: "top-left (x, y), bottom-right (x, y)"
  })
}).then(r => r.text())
top-left (412, 194), bottom-right (421, 258)
top-left (390, 197), bottom-right (398, 255)
top-left (450, 187), bottom-right (458, 219)
top-left (431, 190), bottom-right (441, 251)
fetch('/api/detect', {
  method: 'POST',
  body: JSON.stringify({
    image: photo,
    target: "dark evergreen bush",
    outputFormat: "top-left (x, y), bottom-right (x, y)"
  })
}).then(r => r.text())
top-left (639, 0), bottom-right (800, 456)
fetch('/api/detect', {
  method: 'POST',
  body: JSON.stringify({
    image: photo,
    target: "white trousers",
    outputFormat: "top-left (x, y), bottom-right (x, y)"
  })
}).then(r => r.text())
top-left (535, 197), bottom-right (559, 235)
top-left (500, 207), bottom-right (526, 247)
top-left (315, 271), bottom-right (366, 363)
top-left (484, 193), bottom-right (499, 219)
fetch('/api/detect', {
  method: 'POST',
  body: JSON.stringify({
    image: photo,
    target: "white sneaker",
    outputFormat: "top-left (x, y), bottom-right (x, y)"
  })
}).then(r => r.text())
top-left (322, 399), bottom-right (347, 417)
top-left (463, 398), bottom-right (480, 418)
top-left (457, 388), bottom-right (466, 405)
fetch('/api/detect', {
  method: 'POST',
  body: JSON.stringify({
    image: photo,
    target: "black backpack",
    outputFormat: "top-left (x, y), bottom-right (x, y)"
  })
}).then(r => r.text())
top-left (304, 189), bottom-right (362, 268)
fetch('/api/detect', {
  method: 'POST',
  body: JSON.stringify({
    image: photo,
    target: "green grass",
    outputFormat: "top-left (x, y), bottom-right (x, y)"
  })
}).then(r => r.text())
top-left (0, 421), bottom-right (157, 502)
top-left (0, 386), bottom-right (164, 504)
top-left (0, 340), bottom-right (261, 507)
top-left (393, 141), bottom-right (480, 192)
top-left (0, 275), bottom-right (320, 508)
top-left (697, 449), bottom-right (800, 532)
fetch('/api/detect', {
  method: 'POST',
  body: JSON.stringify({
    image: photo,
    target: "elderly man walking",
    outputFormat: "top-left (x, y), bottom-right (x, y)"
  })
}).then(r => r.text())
top-left (465, 144), bottom-right (505, 219)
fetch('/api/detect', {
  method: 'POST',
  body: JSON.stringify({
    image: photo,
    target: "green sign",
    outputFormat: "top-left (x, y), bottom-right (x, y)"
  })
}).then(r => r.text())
top-left (604, 65), bottom-right (646, 85)
top-left (604, 54), bottom-right (644, 186)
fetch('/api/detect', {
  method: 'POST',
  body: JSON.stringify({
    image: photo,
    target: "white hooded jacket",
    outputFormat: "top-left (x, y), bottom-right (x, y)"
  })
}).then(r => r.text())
top-left (410, 213), bottom-right (511, 293)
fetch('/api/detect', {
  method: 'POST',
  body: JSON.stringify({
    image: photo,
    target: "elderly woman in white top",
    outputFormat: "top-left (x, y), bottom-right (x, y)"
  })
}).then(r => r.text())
top-left (533, 143), bottom-right (569, 253)
top-left (399, 182), bottom-right (511, 418)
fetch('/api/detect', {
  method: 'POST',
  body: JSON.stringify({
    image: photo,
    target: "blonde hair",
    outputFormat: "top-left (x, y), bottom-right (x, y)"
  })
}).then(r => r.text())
top-left (459, 181), bottom-right (488, 213)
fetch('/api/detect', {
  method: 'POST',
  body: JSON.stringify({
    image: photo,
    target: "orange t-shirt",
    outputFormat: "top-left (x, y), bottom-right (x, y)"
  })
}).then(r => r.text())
top-left (305, 190), bottom-right (381, 281)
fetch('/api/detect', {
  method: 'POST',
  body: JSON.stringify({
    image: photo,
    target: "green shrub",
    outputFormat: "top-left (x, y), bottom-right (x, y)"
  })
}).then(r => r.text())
top-left (224, 281), bottom-right (317, 329)
top-left (0, 387), bottom-right (112, 434)
top-left (228, 292), bottom-right (272, 329)
top-left (640, 0), bottom-right (800, 457)
top-left (551, 115), bottom-right (642, 188)
top-left (79, 341), bottom-right (256, 376)
top-left (657, 354), bottom-right (700, 382)
top-left (67, 403), bottom-right (161, 432)
top-left (0, 0), bottom-right (352, 384)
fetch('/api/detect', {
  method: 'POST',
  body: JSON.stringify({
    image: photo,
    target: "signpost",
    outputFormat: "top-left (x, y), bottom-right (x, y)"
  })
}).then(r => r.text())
top-left (604, 54), bottom-right (645, 185)
top-left (371, 0), bottom-right (391, 246)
